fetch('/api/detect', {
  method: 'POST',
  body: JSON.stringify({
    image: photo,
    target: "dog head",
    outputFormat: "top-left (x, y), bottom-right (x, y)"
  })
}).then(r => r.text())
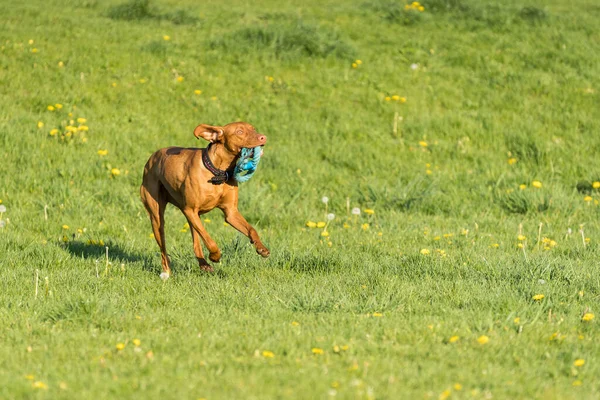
top-left (194, 122), bottom-right (266, 155)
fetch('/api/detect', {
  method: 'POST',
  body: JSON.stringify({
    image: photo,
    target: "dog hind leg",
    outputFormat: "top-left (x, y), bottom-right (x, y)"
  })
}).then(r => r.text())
top-left (140, 181), bottom-right (171, 278)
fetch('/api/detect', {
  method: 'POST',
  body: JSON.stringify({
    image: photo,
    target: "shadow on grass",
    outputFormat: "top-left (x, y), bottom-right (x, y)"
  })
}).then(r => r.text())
top-left (65, 241), bottom-right (233, 277)
top-left (64, 241), bottom-right (156, 272)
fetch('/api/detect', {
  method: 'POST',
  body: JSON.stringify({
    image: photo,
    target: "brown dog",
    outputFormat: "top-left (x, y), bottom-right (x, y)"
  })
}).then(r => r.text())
top-left (140, 122), bottom-right (270, 279)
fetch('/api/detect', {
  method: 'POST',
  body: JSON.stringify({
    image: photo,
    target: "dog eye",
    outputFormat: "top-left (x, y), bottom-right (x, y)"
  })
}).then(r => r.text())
top-left (236, 130), bottom-right (243, 135)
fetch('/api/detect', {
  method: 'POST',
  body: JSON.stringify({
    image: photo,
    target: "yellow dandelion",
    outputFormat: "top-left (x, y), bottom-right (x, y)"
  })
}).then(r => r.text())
top-left (312, 348), bottom-right (324, 355)
top-left (47, 105), bottom-right (55, 111)
top-left (448, 336), bottom-right (460, 343)
top-left (477, 335), bottom-right (489, 344)
top-left (532, 180), bottom-right (542, 188)
top-left (584, 196), bottom-right (592, 202)
top-left (133, 338), bottom-right (141, 347)
top-left (77, 118), bottom-right (87, 124)
top-left (116, 343), bottom-right (125, 351)
top-left (58, 61), bottom-right (64, 67)
top-left (572, 380), bottom-right (582, 386)
top-left (31, 48), bottom-right (38, 53)
top-left (49, 128), bottom-right (59, 136)
top-left (514, 317), bottom-right (520, 324)
top-left (37, 121), bottom-right (44, 129)
top-left (574, 359), bottom-right (585, 367)
top-left (491, 243), bottom-right (499, 248)
top-left (420, 248), bottom-right (430, 255)
top-left (582, 313), bottom-right (594, 322)
top-left (62, 225), bottom-right (69, 230)
top-left (391, 95), bottom-right (400, 101)
top-left (25, 374), bottom-right (35, 380)
top-left (194, 89), bottom-right (202, 95)
top-left (439, 389), bottom-right (451, 400)
top-left (454, 383), bottom-right (462, 391)
top-left (139, 78), bottom-right (147, 84)
top-left (593, 182), bottom-right (600, 189)
top-left (316, 221), bottom-right (326, 228)
top-left (517, 235), bottom-right (526, 241)
top-left (97, 149), bottom-right (108, 156)
top-left (418, 6), bottom-right (425, 11)
top-left (111, 168), bottom-right (121, 176)
top-left (507, 158), bottom-right (517, 165)
top-left (372, 312), bottom-right (383, 317)
top-left (262, 350), bottom-right (275, 358)
top-left (364, 209), bottom-right (375, 215)
top-left (28, 39), bottom-right (34, 45)
top-left (163, 35), bottom-right (171, 41)
top-left (419, 141), bottom-right (428, 147)
top-left (291, 321), bottom-right (300, 326)
top-left (532, 294), bottom-right (545, 301)
top-left (356, 60), bottom-right (362, 65)
top-left (361, 223), bottom-right (369, 230)
top-left (32, 381), bottom-right (48, 390)
top-left (343, 223), bottom-right (350, 229)
top-left (112, 82), bottom-right (117, 87)
top-left (177, 76), bottom-right (184, 82)
top-left (351, 62), bottom-right (358, 68)
top-left (400, 97), bottom-right (407, 103)
top-left (78, 125), bottom-right (89, 131)
top-left (519, 184), bottom-right (527, 190)
top-left (321, 231), bottom-right (330, 237)
top-left (55, 104), bottom-right (63, 109)
top-left (385, 96), bottom-right (391, 101)
top-left (306, 221), bottom-right (316, 228)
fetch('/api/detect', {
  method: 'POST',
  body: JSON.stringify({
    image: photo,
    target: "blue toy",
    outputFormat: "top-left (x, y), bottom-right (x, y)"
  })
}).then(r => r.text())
top-left (234, 147), bottom-right (263, 183)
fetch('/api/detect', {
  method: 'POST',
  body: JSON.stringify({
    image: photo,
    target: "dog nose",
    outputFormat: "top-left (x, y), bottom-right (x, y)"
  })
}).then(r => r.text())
top-left (258, 135), bottom-right (267, 143)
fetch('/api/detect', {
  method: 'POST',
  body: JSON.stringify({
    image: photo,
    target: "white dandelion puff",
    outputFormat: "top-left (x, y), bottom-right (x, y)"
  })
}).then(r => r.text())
top-left (160, 272), bottom-right (170, 281)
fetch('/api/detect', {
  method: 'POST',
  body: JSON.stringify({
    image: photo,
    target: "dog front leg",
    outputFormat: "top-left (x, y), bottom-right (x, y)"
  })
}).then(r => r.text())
top-left (222, 207), bottom-right (270, 258)
top-left (182, 208), bottom-right (221, 272)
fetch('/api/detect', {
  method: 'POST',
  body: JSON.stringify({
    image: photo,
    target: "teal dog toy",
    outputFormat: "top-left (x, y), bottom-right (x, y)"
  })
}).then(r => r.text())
top-left (234, 147), bottom-right (263, 183)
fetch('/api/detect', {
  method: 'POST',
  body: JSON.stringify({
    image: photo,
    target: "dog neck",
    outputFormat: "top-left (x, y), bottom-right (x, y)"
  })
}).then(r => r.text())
top-left (206, 142), bottom-right (238, 171)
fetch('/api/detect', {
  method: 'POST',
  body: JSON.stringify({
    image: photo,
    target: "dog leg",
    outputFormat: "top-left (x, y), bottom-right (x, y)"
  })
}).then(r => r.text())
top-left (222, 207), bottom-right (270, 258)
top-left (182, 209), bottom-right (220, 272)
top-left (140, 183), bottom-right (171, 279)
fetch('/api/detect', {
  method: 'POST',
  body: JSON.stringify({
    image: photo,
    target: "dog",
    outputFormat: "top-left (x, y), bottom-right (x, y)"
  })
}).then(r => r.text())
top-left (140, 122), bottom-right (270, 278)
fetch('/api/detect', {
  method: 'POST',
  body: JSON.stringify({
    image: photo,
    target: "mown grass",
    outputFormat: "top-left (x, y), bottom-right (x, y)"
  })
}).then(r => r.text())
top-left (1, 0), bottom-right (599, 398)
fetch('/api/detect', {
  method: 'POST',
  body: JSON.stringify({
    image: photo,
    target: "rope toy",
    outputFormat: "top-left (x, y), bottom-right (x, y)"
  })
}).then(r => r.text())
top-left (234, 146), bottom-right (263, 183)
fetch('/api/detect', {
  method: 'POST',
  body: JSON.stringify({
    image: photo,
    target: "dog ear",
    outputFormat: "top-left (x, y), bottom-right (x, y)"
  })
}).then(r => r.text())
top-left (194, 124), bottom-right (224, 143)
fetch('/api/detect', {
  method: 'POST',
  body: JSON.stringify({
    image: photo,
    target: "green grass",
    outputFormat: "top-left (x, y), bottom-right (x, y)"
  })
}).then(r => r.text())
top-left (1, 0), bottom-right (599, 398)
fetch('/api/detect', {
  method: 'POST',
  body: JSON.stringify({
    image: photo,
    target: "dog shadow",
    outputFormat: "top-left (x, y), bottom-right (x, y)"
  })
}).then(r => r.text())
top-left (64, 241), bottom-right (156, 271)
top-left (64, 241), bottom-right (230, 278)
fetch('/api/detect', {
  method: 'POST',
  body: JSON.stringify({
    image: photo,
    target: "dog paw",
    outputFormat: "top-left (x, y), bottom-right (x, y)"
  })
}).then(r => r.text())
top-left (159, 272), bottom-right (170, 281)
top-left (200, 264), bottom-right (214, 273)
top-left (209, 250), bottom-right (221, 263)
top-left (256, 247), bottom-right (270, 258)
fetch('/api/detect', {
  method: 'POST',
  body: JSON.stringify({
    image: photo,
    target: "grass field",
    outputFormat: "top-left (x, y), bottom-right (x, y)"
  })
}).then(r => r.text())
top-left (1, 0), bottom-right (600, 398)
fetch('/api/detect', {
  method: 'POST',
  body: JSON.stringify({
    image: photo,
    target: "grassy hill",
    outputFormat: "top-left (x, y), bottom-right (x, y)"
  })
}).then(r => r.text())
top-left (1, 0), bottom-right (599, 398)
